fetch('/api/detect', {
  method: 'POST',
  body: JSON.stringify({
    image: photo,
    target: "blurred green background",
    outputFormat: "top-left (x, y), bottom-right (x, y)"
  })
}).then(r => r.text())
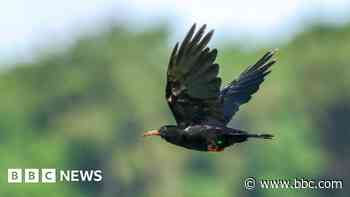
top-left (0, 1), bottom-right (349, 197)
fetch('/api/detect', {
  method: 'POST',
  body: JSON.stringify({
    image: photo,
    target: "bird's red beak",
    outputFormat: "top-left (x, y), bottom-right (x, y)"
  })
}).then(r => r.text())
top-left (143, 130), bottom-right (160, 137)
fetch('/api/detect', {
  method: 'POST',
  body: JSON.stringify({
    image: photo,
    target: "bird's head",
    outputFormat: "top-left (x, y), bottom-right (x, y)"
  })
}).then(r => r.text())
top-left (143, 125), bottom-right (176, 137)
top-left (143, 125), bottom-right (183, 143)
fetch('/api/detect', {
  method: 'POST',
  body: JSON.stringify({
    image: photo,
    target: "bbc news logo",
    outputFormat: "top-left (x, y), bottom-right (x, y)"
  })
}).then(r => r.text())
top-left (8, 169), bottom-right (103, 183)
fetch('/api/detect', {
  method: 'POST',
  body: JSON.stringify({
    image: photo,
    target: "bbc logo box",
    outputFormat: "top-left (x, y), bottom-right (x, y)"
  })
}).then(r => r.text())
top-left (8, 168), bottom-right (56, 183)
top-left (8, 169), bottom-right (22, 183)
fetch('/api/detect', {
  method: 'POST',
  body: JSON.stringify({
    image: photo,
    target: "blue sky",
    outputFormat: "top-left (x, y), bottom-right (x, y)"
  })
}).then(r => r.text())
top-left (1, 0), bottom-right (350, 65)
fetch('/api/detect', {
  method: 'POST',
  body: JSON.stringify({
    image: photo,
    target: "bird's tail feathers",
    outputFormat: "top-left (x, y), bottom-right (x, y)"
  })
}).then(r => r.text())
top-left (228, 129), bottom-right (274, 141)
top-left (247, 133), bottom-right (274, 139)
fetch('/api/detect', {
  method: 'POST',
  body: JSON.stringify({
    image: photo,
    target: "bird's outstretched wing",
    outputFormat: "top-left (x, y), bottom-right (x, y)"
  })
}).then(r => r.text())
top-left (220, 50), bottom-right (277, 124)
top-left (166, 24), bottom-right (224, 127)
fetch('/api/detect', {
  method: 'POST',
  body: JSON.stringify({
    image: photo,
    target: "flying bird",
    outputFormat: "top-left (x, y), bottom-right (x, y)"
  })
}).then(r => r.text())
top-left (144, 24), bottom-right (277, 152)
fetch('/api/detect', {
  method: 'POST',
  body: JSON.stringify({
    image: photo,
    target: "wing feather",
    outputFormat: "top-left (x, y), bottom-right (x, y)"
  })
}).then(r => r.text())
top-left (220, 50), bottom-right (277, 124)
top-left (166, 24), bottom-right (224, 127)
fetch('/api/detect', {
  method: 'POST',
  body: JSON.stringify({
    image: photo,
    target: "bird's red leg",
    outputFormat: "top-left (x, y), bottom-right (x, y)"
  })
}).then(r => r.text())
top-left (207, 145), bottom-right (224, 152)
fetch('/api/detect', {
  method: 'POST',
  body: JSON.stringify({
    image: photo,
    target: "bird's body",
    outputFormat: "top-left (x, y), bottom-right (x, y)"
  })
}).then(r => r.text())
top-left (160, 125), bottom-right (273, 152)
top-left (144, 23), bottom-right (277, 152)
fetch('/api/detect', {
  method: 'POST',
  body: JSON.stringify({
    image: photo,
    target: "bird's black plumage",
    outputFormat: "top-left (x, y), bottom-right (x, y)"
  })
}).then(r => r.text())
top-left (220, 50), bottom-right (276, 124)
top-left (144, 23), bottom-right (276, 152)
top-left (166, 24), bottom-right (224, 128)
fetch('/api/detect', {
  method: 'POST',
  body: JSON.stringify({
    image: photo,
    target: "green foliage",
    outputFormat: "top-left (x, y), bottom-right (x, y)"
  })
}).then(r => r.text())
top-left (0, 23), bottom-right (349, 197)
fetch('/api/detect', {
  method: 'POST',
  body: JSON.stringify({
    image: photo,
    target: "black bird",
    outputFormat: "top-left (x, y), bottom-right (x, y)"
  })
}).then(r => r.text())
top-left (144, 24), bottom-right (276, 152)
